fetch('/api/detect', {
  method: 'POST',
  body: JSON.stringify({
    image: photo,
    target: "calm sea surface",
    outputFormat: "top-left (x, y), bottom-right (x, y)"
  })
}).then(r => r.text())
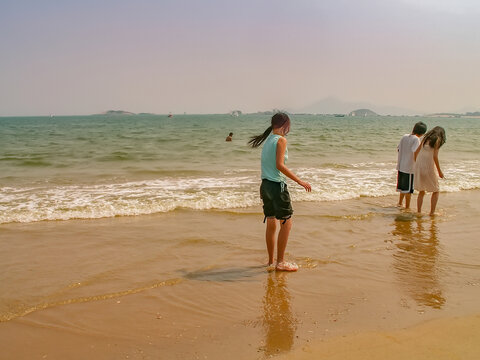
top-left (0, 114), bottom-right (479, 223)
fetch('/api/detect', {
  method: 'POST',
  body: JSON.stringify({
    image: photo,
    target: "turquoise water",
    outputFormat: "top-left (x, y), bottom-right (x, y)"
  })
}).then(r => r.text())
top-left (0, 114), bottom-right (479, 223)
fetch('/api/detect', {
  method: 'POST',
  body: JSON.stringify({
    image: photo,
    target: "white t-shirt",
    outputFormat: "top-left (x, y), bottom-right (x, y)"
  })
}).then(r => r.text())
top-left (397, 134), bottom-right (420, 174)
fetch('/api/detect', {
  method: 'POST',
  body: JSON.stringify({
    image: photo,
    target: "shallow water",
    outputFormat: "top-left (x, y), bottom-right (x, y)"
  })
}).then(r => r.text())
top-left (1, 192), bottom-right (479, 337)
top-left (1, 114), bottom-right (479, 223)
top-left (1, 114), bottom-right (480, 359)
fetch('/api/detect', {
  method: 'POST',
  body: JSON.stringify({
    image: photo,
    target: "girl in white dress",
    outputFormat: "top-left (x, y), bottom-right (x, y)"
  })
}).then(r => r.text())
top-left (414, 126), bottom-right (446, 215)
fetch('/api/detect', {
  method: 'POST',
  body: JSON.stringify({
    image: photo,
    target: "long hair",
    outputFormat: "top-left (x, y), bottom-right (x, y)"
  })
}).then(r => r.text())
top-left (248, 113), bottom-right (291, 148)
top-left (421, 126), bottom-right (446, 149)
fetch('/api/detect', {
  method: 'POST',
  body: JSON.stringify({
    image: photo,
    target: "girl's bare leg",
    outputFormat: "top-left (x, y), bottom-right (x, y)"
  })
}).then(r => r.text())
top-left (430, 191), bottom-right (439, 215)
top-left (276, 218), bottom-right (292, 264)
top-left (265, 218), bottom-right (277, 265)
top-left (398, 193), bottom-right (405, 206)
top-left (417, 191), bottom-right (425, 213)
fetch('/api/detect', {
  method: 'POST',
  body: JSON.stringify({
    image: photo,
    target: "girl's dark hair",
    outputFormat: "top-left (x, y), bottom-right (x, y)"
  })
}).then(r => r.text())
top-left (248, 113), bottom-right (291, 148)
top-left (421, 126), bottom-right (446, 149)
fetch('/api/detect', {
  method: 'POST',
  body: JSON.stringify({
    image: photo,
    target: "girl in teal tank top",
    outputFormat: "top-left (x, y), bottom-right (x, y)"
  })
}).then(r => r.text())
top-left (248, 113), bottom-right (312, 272)
top-left (261, 133), bottom-right (288, 183)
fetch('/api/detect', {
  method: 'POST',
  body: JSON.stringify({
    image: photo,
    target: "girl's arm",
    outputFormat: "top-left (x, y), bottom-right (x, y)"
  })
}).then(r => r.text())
top-left (433, 145), bottom-right (444, 179)
top-left (276, 137), bottom-right (312, 192)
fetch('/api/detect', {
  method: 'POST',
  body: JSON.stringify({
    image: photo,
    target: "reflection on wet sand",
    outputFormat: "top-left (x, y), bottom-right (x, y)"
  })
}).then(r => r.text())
top-left (261, 272), bottom-right (297, 357)
top-left (392, 214), bottom-right (446, 309)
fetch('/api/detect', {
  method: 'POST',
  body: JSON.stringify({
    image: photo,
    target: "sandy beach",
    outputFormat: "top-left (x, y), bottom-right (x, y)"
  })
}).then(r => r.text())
top-left (1, 190), bottom-right (480, 359)
top-left (3, 0), bottom-right (480, 357)
top-left (280, 314), bottom-right (480, 360)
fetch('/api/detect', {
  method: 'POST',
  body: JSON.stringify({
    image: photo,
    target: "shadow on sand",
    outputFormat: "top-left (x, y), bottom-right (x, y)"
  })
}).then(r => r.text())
top-left (182, 265), bottom-right (266, 282)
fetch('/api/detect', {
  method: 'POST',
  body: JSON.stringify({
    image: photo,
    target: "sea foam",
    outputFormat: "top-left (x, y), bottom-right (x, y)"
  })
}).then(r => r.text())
top-left (1, 161), bottom-right (478, 224)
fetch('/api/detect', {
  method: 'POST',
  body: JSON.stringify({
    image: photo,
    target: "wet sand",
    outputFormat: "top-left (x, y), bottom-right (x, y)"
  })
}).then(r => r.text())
top-left (280, 314), bottom-right (480, 360)
top-left (1, 190), bottom-right (480, 359)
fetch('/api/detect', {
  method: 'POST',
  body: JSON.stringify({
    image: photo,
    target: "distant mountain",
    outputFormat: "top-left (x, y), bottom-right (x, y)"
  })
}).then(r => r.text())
top-left (452, 106), bottom-right (480, 114)
top-left (294, 97), bottom-right (421, 116)
top-left (99, 110), bottom-right (136, 115)
top-left (425, 111), bottom-right (480, 118)
top-left (251, 108), bottom-right (290, 115)
top-left (348, 109), bottom-right (378, 116)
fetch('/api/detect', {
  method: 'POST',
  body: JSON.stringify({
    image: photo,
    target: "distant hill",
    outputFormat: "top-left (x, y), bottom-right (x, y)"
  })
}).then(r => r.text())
top-left (294, 97), bottom-right (420, 116)
top-left (425, 111), bottom-right (480, 118)
top-left (348, 109), bottom-right (378, 117)
top-left (99, 110), bottom-right (136, 115)
top-left (252, 108), bottom-right (290, 115)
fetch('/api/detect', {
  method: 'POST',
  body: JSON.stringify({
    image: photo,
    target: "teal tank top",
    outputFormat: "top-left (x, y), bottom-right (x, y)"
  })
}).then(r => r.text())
top-left (261, 133), bottom-right (288, 183)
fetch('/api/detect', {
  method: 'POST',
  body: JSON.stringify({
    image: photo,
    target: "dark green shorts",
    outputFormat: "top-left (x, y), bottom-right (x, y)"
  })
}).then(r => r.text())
top-left (260, 179), bottom-right (293, 220)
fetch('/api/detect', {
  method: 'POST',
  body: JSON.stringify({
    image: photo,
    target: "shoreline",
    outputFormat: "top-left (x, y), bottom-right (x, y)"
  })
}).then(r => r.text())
top-left (2, 186), bottom-right (479, 226)
top-left (1, 190), bottom-right (480, 359)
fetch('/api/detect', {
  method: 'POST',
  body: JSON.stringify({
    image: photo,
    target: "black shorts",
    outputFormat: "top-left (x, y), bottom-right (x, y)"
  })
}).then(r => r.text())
top-left (260, 179), bottom-right (293, 220)
top-left (397, 171), bottom-right (414, 194)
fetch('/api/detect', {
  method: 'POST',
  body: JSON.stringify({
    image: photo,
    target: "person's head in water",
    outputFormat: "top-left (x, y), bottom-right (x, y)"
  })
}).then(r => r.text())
top-left (412, 121), bottom-right (427, 136)
top-left (226, 132), bottom-right (233, 141)
top-left (248, 113), bottom-right (290, 148)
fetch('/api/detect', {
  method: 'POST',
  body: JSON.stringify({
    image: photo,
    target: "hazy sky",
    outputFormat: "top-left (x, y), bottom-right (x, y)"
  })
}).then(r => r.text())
top-left (1, 0), bottom-right (479, 115)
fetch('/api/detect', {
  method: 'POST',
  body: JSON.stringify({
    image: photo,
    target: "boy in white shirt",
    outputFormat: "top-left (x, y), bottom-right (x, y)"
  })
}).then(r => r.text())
top-left (397, 122), bottom-right (427, 209)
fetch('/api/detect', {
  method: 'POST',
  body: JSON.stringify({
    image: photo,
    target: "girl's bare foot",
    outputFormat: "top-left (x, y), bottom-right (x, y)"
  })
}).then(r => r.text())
top-left (275, 261), bottom-right (299, 272)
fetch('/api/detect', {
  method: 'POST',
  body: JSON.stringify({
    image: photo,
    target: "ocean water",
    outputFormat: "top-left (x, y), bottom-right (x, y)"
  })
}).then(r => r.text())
top-left (0, 114), bottom-right (479, 224)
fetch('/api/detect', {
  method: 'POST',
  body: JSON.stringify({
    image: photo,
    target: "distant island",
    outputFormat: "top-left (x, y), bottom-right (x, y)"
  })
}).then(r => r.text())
top-left (95, 110), bottom-right (158, 116)
top-left (252, 108), bottom-right (291, 115)
top-left (426, 111), bottom-right (480, 118)
top-left (89, 108), bottom-right (479, 118)
top-left (99, 110), bottom-right (136, 115)
top-left (295, 96), bottom-right (419, 116)
top-left (348, 109), bottom-right (378, 117)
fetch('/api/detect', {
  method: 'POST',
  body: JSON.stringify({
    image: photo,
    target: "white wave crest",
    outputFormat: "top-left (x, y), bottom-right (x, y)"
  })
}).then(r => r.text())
top-left (1, 161), bottom-right (479, 224)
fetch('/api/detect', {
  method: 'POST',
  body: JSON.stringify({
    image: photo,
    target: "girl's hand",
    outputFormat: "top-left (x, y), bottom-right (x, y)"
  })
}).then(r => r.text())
top-left (298, 180), bottom-right (312, 192)
top-left (438, 169), bottom-right (444, 179)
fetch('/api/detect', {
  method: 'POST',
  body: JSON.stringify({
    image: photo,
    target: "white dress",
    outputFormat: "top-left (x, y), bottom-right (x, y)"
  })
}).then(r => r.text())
top-left (414, 144), bottom-right (439, 192)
